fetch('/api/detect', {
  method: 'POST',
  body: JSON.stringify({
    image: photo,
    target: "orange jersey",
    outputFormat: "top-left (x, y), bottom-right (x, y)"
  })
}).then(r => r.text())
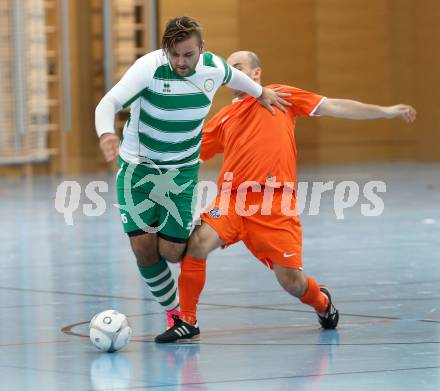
top-left (201, 84), bottom-right (325, 189)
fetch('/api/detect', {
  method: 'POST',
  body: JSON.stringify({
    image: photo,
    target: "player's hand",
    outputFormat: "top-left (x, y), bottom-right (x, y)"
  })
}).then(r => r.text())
top-left (257, 87), bottom-right (292, 115)
top-left (99, 133), bottom-right (120, 162)
top-left (384, 105), bottom-right (416, 123)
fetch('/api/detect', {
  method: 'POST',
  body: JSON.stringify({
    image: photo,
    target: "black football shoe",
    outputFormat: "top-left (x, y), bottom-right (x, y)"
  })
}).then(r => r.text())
top-left (317, 286), bottom-right (339, 329)
top-left (155, 316), bottom-right (200, 343)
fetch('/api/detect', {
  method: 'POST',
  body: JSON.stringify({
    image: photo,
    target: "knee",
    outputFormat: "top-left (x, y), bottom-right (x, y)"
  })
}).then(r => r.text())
top-left (159, 250), bottom-right (182, 264)
top-left (186, 227), bottom-right (210, 259)
top-left (158, 239), bottom-right (186, 264)
top-left (129, 235), bottom-right (158, 266)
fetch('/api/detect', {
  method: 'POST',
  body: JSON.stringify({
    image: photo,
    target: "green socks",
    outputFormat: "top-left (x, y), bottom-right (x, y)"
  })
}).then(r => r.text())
top-left (138, 258), bottom-right (179, 311)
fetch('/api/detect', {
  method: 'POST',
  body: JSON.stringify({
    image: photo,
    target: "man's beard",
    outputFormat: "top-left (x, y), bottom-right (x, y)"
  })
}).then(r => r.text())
top-left (174, 65), bottom-right (194, 76)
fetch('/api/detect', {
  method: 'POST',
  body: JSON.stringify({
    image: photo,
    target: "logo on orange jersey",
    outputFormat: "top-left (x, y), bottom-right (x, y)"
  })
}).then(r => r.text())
top-left (208, 207), bottom-right (221, 219)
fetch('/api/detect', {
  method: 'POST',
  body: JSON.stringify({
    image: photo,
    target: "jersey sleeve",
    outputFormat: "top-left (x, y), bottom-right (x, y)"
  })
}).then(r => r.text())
top-left (107, 52), bottom-right (157, 109)
top-left (226, 67), bottom-right (263, 98)
top-left (200, 110), bottom-right (226, 162)
top-left (211, 53), bottom-right (262, 97)
top-left (95, 52), bottom-right (158, 136)
top-left (211, 53), bottom-right (233, 86)
top-left (278, 85), bottom-right (326, 117)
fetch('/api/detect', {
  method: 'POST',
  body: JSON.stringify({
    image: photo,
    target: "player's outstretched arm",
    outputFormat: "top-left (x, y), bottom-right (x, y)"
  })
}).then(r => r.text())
top-left (315, 99), bottom-right (416, 123)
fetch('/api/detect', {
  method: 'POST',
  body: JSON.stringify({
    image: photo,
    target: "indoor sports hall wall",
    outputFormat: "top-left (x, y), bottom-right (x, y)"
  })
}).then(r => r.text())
top-left (0, 0), bottom-right (438, 176)
top-left (161, 0), bottom-right (439, 164)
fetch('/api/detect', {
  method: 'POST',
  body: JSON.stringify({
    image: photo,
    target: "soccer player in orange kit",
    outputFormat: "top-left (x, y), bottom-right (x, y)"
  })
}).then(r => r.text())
top-left (155, 51), bottom-right (417, 343)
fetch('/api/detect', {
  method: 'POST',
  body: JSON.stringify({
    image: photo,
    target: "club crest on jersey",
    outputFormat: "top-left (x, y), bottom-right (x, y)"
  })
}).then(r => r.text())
top-left (163, 82), bottom-right (171, 93)
top-left (204, 78), bottom-right (214, 92)
top-left (208, 207), bottom-right (221, 219)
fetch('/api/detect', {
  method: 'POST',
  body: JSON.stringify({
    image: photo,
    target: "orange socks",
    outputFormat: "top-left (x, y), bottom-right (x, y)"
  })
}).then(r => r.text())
top-left (179, 258), bottom-right (327, 323)
top-left (179, 256), bottom-right (206, 325)
top-left (299, 277), bottom-right (329, 314)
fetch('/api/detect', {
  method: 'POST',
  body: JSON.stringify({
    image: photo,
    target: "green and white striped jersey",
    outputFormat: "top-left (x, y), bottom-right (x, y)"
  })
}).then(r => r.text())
top-left (96, 49), bottom-right (261, 168)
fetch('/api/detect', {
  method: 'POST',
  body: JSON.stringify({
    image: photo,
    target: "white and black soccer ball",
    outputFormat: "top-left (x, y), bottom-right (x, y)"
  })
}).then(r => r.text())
top-left (89, 310), bottom-right (132, 353)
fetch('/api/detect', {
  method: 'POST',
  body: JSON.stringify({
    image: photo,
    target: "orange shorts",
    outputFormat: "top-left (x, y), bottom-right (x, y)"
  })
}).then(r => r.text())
top-left (201, 187), bottom-right (302, 269)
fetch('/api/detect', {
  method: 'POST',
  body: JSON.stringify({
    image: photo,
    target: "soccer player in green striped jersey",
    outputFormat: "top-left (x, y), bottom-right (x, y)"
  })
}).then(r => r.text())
top-left (95, 16), bottom-right (290, 328)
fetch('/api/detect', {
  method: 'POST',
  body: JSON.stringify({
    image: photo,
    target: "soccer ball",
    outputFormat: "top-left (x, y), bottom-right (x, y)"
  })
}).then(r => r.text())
top-left (89, 310), bottom-right (132, 353)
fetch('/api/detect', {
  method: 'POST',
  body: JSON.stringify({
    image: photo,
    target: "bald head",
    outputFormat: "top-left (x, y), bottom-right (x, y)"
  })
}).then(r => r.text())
top-left (227, 51), bottom-right (261, 71)
top-left (227, 51), bottom-right (263, 98)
